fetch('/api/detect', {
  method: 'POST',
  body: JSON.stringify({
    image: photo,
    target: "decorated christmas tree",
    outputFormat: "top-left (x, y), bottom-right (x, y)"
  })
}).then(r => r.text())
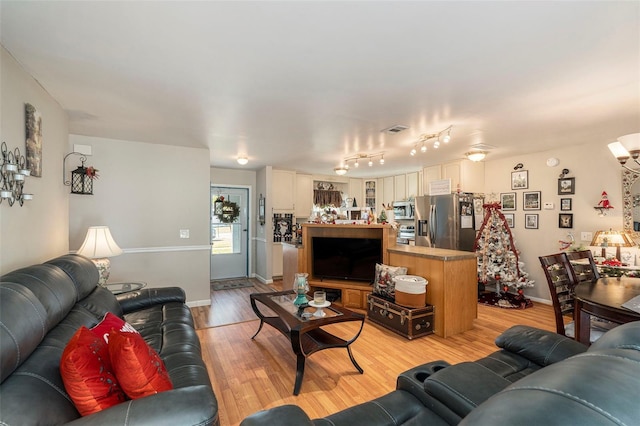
top-left (475, 202), bottom-right (534, 308)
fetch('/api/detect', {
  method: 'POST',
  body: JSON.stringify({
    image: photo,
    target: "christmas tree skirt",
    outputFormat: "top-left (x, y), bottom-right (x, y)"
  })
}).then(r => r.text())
top-left (478, 291), bottom-right (533, 309)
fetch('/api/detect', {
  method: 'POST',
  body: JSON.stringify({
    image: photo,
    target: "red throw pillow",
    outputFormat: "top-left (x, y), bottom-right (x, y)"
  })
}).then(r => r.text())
top-left (108, 328), bottom-right (173, 399)
top-left (60, 326), bottom-right (127, 416)
top-left (91, 312), bottom-right (138, 344)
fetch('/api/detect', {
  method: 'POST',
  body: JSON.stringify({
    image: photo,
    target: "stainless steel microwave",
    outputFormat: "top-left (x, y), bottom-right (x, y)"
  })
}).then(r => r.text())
top-left (393, 201), bottom-right (414, 219)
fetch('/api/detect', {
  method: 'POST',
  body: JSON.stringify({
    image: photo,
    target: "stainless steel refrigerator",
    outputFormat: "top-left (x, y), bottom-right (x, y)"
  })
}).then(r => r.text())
top-left (414, 192), bottom-right (481, 251)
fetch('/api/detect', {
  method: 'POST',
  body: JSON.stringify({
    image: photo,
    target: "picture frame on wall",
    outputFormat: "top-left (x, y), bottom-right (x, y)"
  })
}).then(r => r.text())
top-left (560, 198), bottom-right (572, 211)
top-left (500, 192), bottom-right (516, 211)
top-left (525, 214), bottom-right (539, 229)
top-left (523, 191), bottom-right (541, 210)
top-left (559, 213), bottom-right (573, 229)
top-left (558, 177), bottom-right (575, 195)
top-left (504, 213), bottom-right (515, 228)
top-left (511, 170), bottom-right (529, 190)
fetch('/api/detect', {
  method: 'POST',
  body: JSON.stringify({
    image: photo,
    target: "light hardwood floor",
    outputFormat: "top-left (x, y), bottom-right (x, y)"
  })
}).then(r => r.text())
top-left (193, 283), bottom-right (556, 426)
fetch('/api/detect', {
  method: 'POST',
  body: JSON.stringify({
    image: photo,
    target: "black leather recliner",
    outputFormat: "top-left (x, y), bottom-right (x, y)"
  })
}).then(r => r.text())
top-left (0, 254), bottom-right (218, 425)
top-left (240, 321), bottom-right (640, 426)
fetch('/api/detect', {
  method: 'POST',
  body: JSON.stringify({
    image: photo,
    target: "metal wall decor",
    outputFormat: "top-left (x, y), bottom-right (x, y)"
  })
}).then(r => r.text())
top-left (63, 152), bottom-right (98, 195)
top-left (0, 141), bottom-right (34, 206)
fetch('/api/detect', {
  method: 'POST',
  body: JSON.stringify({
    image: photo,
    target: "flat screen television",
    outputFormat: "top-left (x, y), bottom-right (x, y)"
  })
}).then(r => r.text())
top-left (312, 237), bottom-right (382, 282)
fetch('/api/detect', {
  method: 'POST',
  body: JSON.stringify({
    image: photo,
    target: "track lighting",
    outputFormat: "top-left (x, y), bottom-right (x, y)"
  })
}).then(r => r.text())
top-left (334, 152), bottom-right (385, 175)
top-left (410, 125), bottom-right (453, 156)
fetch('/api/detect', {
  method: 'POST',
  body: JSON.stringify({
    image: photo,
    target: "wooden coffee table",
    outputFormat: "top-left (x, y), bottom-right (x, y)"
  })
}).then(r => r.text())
top-left (250, 290), bottom-right (365, 395)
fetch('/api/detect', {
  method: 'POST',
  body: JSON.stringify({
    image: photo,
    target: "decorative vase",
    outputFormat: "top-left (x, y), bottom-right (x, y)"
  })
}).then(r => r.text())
top-left (293, 272), bottom-right (309, 306)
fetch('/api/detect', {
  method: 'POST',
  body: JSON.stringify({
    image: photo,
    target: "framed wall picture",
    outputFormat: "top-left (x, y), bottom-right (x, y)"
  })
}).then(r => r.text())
top-left (558, 177), bottom-right (575, 195)
top-left (511, 170), bottom-right (529, 190)
top-left (504, 213), bottom-right (515, 228)
top-left (559, 213), bottom-right (573, 228)
top-left (258, 193), bottom-right (266, 225)
top-left (560, 198), bottom-right (572, 211)
top-left (500, 192), bottom-right (516, 211)
top-left (525, 214), bottom-right (539, 229)
top-left (523, 191), bottom-right (541, 210)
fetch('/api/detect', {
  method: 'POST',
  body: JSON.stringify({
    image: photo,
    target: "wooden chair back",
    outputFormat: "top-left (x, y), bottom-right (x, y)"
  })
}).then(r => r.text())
top-left (566, 250), bottom-right (600, 284)
top-left (539, 253), bottom-right (579, 336)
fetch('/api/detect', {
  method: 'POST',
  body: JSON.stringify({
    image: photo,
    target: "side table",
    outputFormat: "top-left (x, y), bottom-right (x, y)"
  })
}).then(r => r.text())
top-left (104, 281), bottom-right (147, 294)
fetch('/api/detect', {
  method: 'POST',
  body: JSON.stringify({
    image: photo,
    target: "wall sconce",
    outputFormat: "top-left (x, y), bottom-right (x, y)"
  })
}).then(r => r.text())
top-left (559, 168), bottom-right (570, 179)
top-left (63, 152), bottom-right (98, 195)
top-left (513, 163), bottom-right (524, 170)
top-left (0, 141), bottom-right (33, 207)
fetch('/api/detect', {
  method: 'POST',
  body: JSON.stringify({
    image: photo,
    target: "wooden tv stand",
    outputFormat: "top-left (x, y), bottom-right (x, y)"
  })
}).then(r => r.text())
top-left (308, 279), bottom-right (372, 310)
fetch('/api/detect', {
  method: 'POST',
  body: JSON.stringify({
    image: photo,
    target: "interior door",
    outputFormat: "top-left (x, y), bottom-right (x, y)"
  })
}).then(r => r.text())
top-left (210, 186), bottom-right (249, 280)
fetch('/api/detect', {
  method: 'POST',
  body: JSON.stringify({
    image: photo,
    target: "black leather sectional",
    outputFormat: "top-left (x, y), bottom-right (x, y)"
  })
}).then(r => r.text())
top-left (241, 321), bottom-right (640, 426)
top-left (0, 254), bottom-right (218, 425)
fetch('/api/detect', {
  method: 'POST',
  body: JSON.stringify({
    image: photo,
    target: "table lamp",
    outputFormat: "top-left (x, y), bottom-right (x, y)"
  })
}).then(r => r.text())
top-left (77, 226), bottom-right (123, 285)
top-left (590, 229), bottom-right (634, 260)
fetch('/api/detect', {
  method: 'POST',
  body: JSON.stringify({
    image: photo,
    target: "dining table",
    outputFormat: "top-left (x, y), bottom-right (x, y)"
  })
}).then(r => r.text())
top-left (574, 276), bottom-right (640, 344)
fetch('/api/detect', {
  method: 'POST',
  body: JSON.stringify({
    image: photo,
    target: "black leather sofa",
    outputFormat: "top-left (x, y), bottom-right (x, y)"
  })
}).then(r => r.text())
top-left (0, 254), bottom-right (218, 425)
top-left (241, 321), bottom-right (640, 426)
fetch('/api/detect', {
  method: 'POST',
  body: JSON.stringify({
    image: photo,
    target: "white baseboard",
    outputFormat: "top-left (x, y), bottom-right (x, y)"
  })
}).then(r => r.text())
top-left (186, 299), bottom-right (211, 308)
top-left (253, 274), bottom-right (272, 284)
top-left (524, 295), bottom-right (552, 305)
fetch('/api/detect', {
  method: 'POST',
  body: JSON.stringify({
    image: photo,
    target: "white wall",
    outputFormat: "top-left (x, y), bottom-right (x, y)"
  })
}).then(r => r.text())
top-left (484, 140), bottom-right (622, 301)
top-left (0, 46), bottom-right (69, 273)
top-left (68, 135), bottom-right (211, 304)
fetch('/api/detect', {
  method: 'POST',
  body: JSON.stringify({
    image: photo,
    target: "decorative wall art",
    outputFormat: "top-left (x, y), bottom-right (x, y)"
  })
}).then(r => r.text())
top-left (258, 193), bottom-right (265, 225)
top-left (558, 177), bottom-right (575, 195)
top-left (523, 191), bottom-right (541, 210)
top-left (504, 213), bottom-right (515, 228)
top-left (25, 103), bottom-right (42, 177)
top-left (273, 213), bottom-right (293, 242)
top-left (559, 213), bottom-right (573, 228)
top-left (500, 192), bottom-right (516, 211)
top-left (511, 170), bottom-right (528, 190)
top-left (525, 214), bottom-right (539, 229)
top-left (560, 198), bottom-right (572, 211)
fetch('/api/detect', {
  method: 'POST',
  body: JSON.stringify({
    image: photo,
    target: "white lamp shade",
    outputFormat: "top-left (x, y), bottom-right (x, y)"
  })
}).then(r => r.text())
top-left (77, 226), bottom-right (123, 258)
top-left (608, 141), bottom-right (630, 158)
top-left (618, 133), bottom-right (640, 151)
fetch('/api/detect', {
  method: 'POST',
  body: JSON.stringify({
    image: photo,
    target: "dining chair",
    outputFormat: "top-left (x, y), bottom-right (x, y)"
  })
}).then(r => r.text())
top-left (566, 250), bottom-right (600, 284)
top-left (539, 252), bottom-right (613, 343)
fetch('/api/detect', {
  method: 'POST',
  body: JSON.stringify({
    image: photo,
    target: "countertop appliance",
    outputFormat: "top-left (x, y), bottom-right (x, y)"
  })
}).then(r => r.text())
top-left (397, 224), bottom-right (415, 245)
top-left (414, 193), bottom-right (482, 251)
top-left (393, 201), bottom-right (414, 220)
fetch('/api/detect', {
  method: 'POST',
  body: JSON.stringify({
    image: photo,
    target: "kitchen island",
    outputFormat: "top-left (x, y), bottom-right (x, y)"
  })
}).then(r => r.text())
top-left (387, 245), bottom-right (478, 337)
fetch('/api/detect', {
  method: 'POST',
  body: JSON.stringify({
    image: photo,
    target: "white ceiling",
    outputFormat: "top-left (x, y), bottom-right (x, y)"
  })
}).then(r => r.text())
top-left (1, 1), bottom-right (639, 178)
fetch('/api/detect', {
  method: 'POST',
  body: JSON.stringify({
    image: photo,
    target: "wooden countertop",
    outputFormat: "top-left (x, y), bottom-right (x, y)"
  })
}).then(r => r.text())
top-left (302, 223), bottom-right (393, 229)
top-left (388, 244), bottom-right (477, 261)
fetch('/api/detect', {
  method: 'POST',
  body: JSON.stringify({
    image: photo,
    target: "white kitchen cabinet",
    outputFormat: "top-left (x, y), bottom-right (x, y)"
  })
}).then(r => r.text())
top-left (423, 165), bottom-right (442, 195)
top-left (272, 169), bottom-right (296, 211)
top-left (394, 175), bottom-right (406, 201)
top-left (406, 172), bottom-right (419, 199)
top-left (272, 243), bottom-right (283, 277)
top-left (442, 160), bottom-right (485, 193)
top-left (383, 176), bottom-right (395, 207)
top-left (295, 173), bottom-right (313, 217)
top-left (348, 178), bottom-right (363, 207)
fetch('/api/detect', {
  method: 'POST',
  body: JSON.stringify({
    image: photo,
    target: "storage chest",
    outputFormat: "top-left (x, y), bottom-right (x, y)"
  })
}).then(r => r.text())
top-left (367, 294), bottom-right (435, 340)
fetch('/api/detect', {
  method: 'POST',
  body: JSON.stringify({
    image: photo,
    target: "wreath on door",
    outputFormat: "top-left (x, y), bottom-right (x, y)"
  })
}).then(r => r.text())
top-left (214, 196), bottom-right (240, 223)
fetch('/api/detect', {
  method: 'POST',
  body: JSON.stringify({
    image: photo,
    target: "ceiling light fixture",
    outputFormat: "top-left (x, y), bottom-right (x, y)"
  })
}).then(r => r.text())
top-left (411, 125), bottom-right (453, 156)
top-left (608, 133), bottom-right (640, 171)
top-left (237, 156), bottom-right (248, 165)
top-left (465, 151), bottom-right (487, 162)
top-left (334, 152), bottom-right (385, 175)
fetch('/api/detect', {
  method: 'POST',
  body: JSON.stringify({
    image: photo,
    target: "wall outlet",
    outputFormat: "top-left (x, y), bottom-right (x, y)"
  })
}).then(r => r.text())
top-left (581, 231), bottom-right (593, 242)
top-left (179, 229), bottom-right (190, 239)
top-left (543, 202), bottom-right (554, 210)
